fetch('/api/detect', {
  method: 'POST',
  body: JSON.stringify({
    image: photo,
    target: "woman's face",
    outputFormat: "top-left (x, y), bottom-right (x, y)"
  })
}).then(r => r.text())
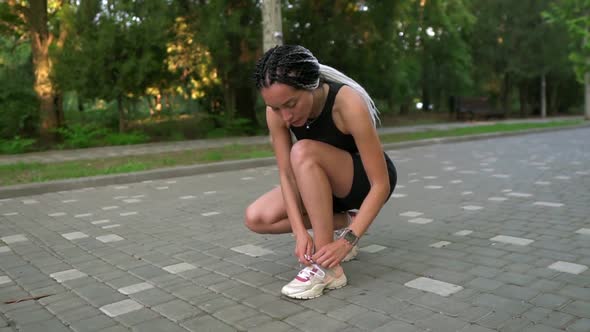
top-left (260, 83), bottom-right (314, 127)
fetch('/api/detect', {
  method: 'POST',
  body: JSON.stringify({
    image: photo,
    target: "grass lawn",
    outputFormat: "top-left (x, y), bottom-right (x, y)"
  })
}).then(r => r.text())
top-left (0, 119), bottom-right (585, 186)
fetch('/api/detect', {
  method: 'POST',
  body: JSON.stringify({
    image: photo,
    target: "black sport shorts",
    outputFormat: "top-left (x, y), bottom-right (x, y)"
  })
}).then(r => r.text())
top-left (332, 152), bottom-right (397, 212)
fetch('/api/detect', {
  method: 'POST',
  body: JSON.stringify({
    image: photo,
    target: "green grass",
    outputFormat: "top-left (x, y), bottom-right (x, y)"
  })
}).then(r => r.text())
top-left (380, 120), bottom-right (584, 143)
top-left (0, 119), bottom-right (585, 186)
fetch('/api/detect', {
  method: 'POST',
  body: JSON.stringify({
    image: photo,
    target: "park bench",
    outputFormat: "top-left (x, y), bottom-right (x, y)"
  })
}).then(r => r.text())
top-left (451, 96), bottom-right (506, 121)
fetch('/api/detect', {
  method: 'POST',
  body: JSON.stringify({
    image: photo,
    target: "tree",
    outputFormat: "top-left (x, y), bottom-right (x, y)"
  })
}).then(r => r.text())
top-left (54, 0), bottom-right (174, 132)
top-left (183, 0), bottom-right (262, 130)
top-left (1, 0), bottom-right (69, 143)
top-left (545, 0), bottom-right (590, 120)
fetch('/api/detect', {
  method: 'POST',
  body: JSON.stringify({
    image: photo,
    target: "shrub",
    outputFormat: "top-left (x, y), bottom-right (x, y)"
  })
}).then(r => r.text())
top-left (0, 136), bottom-right (36, 154)
top-left (55, 124), bottom-right (110, 149)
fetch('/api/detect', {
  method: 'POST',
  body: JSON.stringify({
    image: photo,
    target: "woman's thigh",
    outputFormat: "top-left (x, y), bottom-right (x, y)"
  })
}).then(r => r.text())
top-left (290, 140), bottom-right (354, 198)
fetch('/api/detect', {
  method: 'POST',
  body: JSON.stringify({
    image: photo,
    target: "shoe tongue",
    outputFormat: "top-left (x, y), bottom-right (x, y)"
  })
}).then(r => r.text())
top-left (295, 265), bottom-right (324, 282)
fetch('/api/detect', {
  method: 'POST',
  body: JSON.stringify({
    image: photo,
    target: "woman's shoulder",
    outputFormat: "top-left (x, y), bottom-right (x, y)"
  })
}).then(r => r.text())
top-left (333, 84), bottom-right (368, 114)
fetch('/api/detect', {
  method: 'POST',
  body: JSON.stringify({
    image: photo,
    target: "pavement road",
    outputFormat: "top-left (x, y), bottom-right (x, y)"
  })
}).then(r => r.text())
top-left (0, 127), bottom-right (589, 331)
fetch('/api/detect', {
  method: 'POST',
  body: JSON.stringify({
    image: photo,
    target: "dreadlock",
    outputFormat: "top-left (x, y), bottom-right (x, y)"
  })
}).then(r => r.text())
top-left (254, 45), bottom-right (380, 126)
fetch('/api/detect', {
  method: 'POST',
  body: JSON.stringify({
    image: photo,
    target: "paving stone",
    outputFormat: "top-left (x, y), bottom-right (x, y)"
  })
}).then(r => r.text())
top-left (49, 269), bottom-right (87, 282)
top-left (100, 299), bottom-right (143, 317)
top-left (374, 320), bottom-right (423, 332)
top-left (472, 293), bottom-right (532, 315)
top-left (74, 282), bottom-right (127, 307)
top-left (180, 315), bottom-right (236, 332)
top-left (348, 310), bottom-right (392, 330)
top-left (467, 277), bottom-right (504, 291)
top-left (503, 316), bottom-right (541, 332)
top-left (548, 261), bottom-right (588, 274)
top-left (152, 299), bottom-right (199, 322)
top-left (404, 277), bottom-right (463, 297)
top-left (415, 312), bottom-right (469, 332)
top-left (236, 314), bottom-right (274, 330)
top-left (220, 283), bottom-right (260, 301)
top-left (561, 300), bottom-right (590, 318)
top-left (521, 325), bottom-right (563, 332)
top-left (129, 288), bottom-right (175, 307)
top-left (58, 305), bottom-right (103, 324)
top-left (326, 303), bottom-right (370, 321)
top-left (492, 284), bottom-right (540, 301)
top-left (118, 282), bottom-right (154, 295)
top-left (112, 308), bottom-right (159, 327)
top-left (248, 320), bottom-right (296, 332)
top-left (68, 314), bottom-right (118, 332)
top-left (530, 293), bottom-right (569, 309)
top-left (16, 318), bottom-right (70, 332)
top-left (392, 304), bottom-right (437, 323)
top-left (213, 304), bottom-right (259, 327)
top-left (258, 299), bottom-right (305, 319)
top-left (566, 318), bottom-right (590, 332)
top-left (197, 296), bottom-right (238, 314)
top-left (131, 318), bottom-right (187, 332)
top-left (5, 308), bottom-right (54, 325)
top-left (285, 310), bottom-right (349, 332)
top-left (496, 272), bottom-right (537, 286)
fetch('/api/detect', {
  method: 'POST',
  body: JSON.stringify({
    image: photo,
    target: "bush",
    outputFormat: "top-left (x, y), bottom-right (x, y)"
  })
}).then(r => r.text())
top-left (0, 136), bottom-right (36, 154)
top-left (55, 124), bottom-right (110, 149)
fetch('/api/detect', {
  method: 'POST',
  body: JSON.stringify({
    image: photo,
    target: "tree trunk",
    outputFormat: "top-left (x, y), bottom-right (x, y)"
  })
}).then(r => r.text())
top-left (117, 95), bottom-right (126, 133)
top-left (54, 93), bottom-right (64, 127)
top-left (399, 103), bottom-right (410, 115)
top-left (29, 0), bottom-right (58, 144)
top-left (549, 82), bottom-right (558, 115)
top-left (519, 83), bottom-right (528, 118)
top-left (501, 73), bottom-right (511, 115)
top-left (261, 0), bottom-right (283, 52)
top-left (541, 75), bottom-right (547, 118)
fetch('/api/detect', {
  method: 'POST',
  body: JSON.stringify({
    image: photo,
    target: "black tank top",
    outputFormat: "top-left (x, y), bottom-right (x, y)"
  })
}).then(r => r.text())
top-left (289, 82), bottom-right (358, 153)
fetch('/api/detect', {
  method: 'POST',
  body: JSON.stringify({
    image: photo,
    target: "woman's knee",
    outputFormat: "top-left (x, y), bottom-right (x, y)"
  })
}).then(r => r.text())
top-left (244, 204), bottom-right (268, 234)
top-left (290, 139), bottom-right (319, 170)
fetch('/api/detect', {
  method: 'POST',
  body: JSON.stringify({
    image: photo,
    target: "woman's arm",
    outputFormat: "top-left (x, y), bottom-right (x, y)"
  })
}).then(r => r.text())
top-left (337, 87), bottom-right (391, 238)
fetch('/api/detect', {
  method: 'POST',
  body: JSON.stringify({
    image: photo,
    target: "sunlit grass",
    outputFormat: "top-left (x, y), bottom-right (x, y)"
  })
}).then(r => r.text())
top-left (0, 120), bottom-right (584, 186)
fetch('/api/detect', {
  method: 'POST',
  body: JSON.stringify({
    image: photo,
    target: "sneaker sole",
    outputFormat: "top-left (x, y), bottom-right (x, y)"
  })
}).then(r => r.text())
top-left (342, 245), bottom-right (358, 262)
top-left (282, 275), bottom-right (348, 300)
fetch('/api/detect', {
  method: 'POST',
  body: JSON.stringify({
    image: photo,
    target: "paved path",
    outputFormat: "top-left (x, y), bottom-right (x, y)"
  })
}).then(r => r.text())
top-left (0, 126), bottom-right (589, 331)
top-left (0, 117), bottom-right (580, 165)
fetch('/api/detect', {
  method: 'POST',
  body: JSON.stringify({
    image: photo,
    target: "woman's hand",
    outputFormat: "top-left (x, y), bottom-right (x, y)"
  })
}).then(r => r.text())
top-left (312, 238), bottom-right (352, 268)
top-left (294, 232), bottom-right (314, 266)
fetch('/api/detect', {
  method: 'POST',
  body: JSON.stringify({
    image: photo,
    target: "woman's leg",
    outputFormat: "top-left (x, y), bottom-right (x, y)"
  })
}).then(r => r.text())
top-left (244, 185), bottom-right (349, 234)
top-left (289, 140), bottom-right (354, 253)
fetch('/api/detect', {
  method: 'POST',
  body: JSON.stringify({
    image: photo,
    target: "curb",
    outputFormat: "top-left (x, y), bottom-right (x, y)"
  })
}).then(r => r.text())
top-left (2, 123), bottom-right (588, 199)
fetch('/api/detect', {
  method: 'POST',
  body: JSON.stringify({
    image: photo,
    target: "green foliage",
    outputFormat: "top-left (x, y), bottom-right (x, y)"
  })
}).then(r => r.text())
top-left (206, 116), bottom-right (259, 138)
top-left (53, 0), bottom-right (175, 130)
top-left (55, 123), bottom-right (149, 149)
top-left (0, 38), bottom-right (37, 139)
top-left (0, 136), bottom-right (36, 154)
top-left (544, 0), bottom-right (590, 82)
top-left (55, 124), bottom-right (110, 149)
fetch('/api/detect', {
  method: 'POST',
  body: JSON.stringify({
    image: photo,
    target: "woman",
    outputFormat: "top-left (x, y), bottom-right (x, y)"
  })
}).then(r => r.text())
top-left (245, 45), bottom-right (397, 299)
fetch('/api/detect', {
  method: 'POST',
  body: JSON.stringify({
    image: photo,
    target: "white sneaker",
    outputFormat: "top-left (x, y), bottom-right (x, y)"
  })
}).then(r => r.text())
top-left (335, 210), bottom-right (359, 262)
top-left (281, 264), bottom-right (347, 299)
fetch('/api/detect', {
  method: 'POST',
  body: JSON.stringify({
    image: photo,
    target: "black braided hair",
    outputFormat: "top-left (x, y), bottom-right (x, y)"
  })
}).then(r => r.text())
top-left (254, 45), bottom-right (320, 91)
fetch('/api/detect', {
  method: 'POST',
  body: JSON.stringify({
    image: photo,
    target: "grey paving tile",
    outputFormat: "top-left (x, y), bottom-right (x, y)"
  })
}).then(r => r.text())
top-left (180, 315), bottom-right (236, 332)
top-left (152, 299), bottom-right (199, 322)
top-left (285, 310), bottom-right (349, 332)
top-left (131, 318), bottom-right (187, 332)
